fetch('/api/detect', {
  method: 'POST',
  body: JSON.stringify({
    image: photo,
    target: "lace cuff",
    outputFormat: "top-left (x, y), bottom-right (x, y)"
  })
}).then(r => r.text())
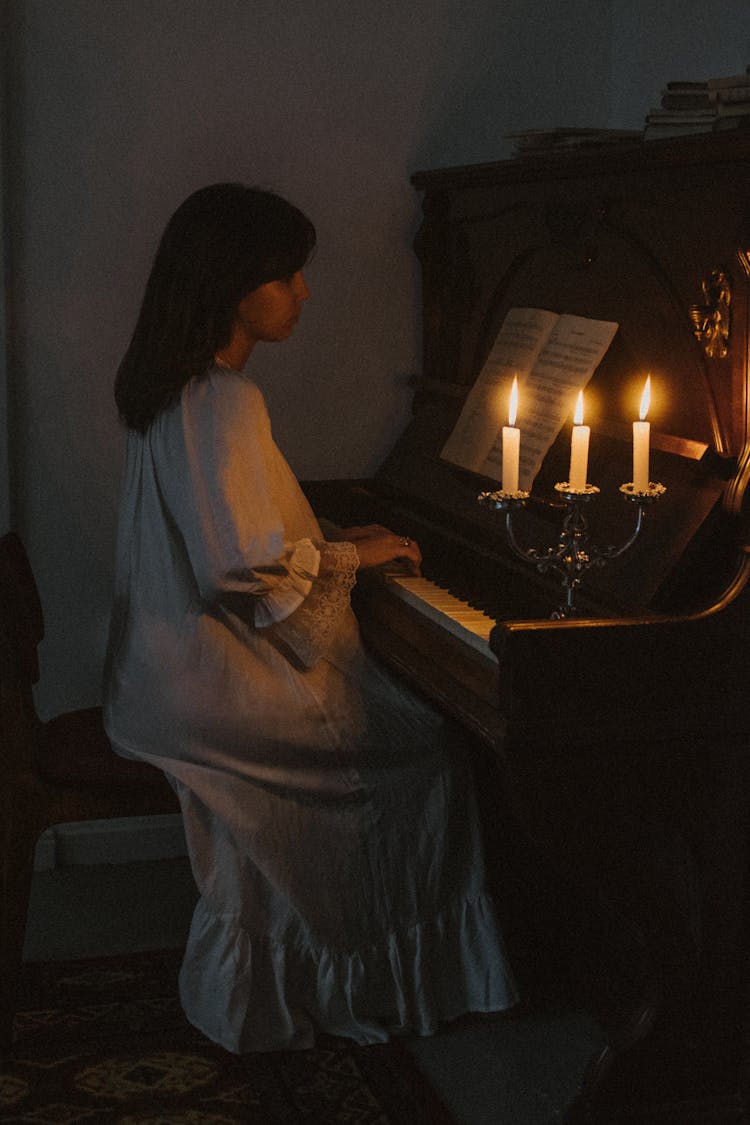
top-left (268, 541), bottom-right (359, 668)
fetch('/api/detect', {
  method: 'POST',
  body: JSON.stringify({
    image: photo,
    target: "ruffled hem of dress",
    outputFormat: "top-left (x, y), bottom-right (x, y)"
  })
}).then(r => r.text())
top-left (178, 891), bottom-right (519, 1054)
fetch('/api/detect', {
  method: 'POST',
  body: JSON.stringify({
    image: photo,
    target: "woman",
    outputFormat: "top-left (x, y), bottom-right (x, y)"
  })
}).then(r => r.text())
top-left (104, 183), bottom-right (517, 1053)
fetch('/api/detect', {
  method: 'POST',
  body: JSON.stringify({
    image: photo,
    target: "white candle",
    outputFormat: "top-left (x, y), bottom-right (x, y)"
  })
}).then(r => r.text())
top-left (633, 376), bottom-right (651, 491)
top-left (502, 376), bottom-right (520, 491)
top-left (568, 390), bottom-right (589, 490)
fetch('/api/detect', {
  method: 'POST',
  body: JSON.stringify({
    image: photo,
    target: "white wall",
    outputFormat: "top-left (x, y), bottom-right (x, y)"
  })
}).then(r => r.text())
top-left (6, 0), bottom-right (749, 719)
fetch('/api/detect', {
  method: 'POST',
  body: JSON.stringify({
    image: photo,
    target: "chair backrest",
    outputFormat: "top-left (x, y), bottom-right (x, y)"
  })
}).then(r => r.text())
top-left (0, 533), bottom-right (44, 686)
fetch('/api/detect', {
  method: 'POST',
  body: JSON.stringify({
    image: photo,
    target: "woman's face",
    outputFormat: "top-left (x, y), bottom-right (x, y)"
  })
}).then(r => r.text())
top-left (234, 270), bottom-right (310, 348)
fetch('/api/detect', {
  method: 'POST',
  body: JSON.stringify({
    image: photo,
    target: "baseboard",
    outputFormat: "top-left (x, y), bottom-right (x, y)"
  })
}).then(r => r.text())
top-left (34, 815), bottom-right (188, 872)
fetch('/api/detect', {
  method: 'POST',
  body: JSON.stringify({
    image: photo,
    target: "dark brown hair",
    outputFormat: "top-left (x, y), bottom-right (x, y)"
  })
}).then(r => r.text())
top-left (115, 183), bottom-right (316, 431)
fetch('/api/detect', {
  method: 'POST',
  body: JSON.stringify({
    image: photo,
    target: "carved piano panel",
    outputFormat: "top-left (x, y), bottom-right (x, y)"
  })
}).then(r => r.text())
top-left (412, 139), bottom-right (750, 458)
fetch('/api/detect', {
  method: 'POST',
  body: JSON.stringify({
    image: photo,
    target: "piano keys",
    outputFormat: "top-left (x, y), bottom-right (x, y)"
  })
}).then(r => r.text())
top-left (384, 574), bottom-right (495, 656)
top-left (303, 131), bottom-right (750, 1122)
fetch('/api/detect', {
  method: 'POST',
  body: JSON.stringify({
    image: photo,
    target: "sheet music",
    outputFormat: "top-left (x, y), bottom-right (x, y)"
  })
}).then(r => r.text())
top-left (440, 308), bottom-right (618, 488)
top-left (517, 313), bottom-right (619, 487)
top-left (440, 308), bottom-right (558, 476)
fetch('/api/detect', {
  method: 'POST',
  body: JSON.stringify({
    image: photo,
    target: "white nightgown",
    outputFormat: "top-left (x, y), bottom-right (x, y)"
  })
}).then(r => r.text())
top-left (103, 365), bottom-right (517, 1052)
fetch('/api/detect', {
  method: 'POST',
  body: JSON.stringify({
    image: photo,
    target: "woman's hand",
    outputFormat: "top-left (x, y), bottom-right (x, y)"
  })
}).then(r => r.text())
top-left (334, 524), bottom-right (422, 576)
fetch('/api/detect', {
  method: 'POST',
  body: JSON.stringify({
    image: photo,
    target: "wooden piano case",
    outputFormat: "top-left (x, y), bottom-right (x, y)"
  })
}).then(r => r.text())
top-left (305, 132), bottom-right (750, 1122)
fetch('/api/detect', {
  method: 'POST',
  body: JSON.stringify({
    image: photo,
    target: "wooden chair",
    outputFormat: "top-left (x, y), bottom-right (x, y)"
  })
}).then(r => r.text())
top-left (0, 531), bottom-right (180, 1052)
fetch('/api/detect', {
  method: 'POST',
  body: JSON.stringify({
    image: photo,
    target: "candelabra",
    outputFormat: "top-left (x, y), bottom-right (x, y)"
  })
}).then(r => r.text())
top-left (478, 479), bottom-right (666, 619)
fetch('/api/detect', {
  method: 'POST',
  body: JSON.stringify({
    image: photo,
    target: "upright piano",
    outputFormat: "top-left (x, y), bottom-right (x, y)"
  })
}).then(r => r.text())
top-left (304, 131), bottom-right (750, 1123)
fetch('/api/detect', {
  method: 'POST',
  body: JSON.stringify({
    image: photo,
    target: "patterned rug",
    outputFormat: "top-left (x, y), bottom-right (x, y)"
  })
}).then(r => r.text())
top-left (1, 948), bottom-right (457, 1124)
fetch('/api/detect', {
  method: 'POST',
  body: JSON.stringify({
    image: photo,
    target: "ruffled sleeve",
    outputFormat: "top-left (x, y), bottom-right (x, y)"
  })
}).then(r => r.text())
top-left (253, 536), bottom-right (320, 627)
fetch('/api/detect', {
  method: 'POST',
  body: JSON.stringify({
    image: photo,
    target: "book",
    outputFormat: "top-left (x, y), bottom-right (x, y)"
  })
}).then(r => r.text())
top-left (660, 91), bottom-right (712, 110)
top-left (646, 108), bottom-right (716, 124)
top-left (440, 307), bottom-right (618, 488)
top-left (665, 80), bottom-right (709, 91)
top-left (714, 113), bottom-right (750, 131)
top-left (715, 99), bottom-right (750, 116)
top-left (644, 115), bottom-right (750, 140)
top-left (644, 121), bottom-right (717, 140)
top-left (707, 72), bottom-right (750, 90)
top-left (711, 85), bottom-right (750, 103)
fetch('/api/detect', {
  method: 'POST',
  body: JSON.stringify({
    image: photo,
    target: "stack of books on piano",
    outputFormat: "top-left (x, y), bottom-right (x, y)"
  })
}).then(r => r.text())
top-left (644, 68), bottom-right (750, 141)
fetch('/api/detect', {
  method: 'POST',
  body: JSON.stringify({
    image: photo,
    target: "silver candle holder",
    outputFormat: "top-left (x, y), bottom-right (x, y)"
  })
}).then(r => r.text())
top-left (478, 480), bottom-right (666, 619)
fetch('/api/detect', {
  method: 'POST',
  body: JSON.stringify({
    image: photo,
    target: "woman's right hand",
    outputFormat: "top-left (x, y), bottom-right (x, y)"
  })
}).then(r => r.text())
top-left (338, 525), bottom-right (422, 576)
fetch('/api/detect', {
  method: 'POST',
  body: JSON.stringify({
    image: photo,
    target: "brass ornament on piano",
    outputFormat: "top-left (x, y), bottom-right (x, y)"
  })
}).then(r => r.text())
top-left (478, 479), bottom-right (666, 620)
top-left (689, 267), bottom-right (731, 359)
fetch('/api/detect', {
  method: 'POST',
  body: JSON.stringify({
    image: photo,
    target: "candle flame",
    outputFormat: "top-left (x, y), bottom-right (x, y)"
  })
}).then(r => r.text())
top-left (508, 376), bottom-right (518, 427)
top-left (639, 375), bottom-right (651, 421)
top-left (574, 389), bottom-right (584, 426)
